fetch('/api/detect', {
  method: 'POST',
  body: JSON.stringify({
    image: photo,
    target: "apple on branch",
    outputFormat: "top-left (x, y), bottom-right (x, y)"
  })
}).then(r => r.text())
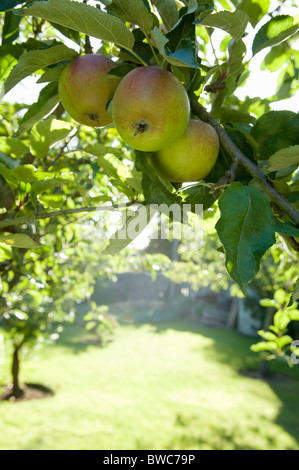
top-left (151, 119), bottom-right (220, 182)
top-left (58, 54), bottom-right (120, 127)
top-left (111, 66), bottom-right (190, 152)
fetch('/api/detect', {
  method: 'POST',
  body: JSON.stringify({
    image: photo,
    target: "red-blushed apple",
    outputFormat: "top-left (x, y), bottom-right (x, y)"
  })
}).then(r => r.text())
top-left (151, 119), bottom-right (220, 182)
top-left (111, 66), bottom-right (190, 152)
top-left (58, 54), bottom-right (120, 127)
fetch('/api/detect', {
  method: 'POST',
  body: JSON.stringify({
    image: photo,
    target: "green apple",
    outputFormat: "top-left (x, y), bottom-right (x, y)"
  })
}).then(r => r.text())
top-left (58, 54), bottom-right (120, 127)
top-left (111, 66), bottom-right (190, 152)
top-left (151, 119), bottom-right (220, 182)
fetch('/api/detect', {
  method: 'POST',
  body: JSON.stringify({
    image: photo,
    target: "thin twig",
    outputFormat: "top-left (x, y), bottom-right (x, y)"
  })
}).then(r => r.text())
top-left (0, 202), bottom-right (137, 230)
top-left (211, 161), bottom-right (239, 198)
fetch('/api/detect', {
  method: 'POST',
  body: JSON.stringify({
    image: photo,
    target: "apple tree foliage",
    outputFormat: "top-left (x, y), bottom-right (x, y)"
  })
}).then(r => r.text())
top-left (0, 0), bottom-right (299, 371)
top-left (0, 101), bottom-right (126, 394)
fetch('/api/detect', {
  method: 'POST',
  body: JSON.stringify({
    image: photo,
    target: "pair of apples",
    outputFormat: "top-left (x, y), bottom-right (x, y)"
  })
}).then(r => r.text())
top-left (58, 54), bottom-right (219, 183)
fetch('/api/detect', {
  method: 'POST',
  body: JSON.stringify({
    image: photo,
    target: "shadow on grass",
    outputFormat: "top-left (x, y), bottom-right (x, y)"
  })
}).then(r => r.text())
top-left (134, 417), bottom-right (280, 450)
top-left (56, 323), bottom-right (103, 354)
top-left (148, 319), bottom-right (299, 449)
top-left (0, 383), bottom-right (54, 402)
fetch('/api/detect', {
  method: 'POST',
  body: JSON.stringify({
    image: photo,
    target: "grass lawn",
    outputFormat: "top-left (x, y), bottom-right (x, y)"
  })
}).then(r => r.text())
top-left (0, 321), bottom-right (299, 450)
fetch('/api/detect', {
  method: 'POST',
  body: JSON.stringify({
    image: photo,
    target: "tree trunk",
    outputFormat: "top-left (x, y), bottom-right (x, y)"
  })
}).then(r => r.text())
top-left (259, 359), bottom-right (271, 379)
top-left (11, 346), bottom-right (23, 397)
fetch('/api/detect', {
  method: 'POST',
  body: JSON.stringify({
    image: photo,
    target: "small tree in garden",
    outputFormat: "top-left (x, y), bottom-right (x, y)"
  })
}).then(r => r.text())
top-left (251, 289), bottom-right (299, 367)
top-left (0, 0), bottom-right (299, 384)
top-left (0, 225), bottom-right (98, 397)
top-left (83, 302), bottom-right (118, 346)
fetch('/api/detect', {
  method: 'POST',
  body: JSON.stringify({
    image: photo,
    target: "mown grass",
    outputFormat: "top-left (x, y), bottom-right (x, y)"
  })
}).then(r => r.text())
top-left (0, 321), bottom-right (299, 450)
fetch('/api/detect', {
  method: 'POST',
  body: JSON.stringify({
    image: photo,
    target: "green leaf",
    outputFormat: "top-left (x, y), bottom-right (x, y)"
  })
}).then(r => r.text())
top-left (250, 341), bottom-right (277, 352)
top-left (136, 151), bottom-right (181, 206)
top-left (106, 63), bottom-right (136, 79)
top-left (217, 0), bottom-right (234, 10)
top-left (252, 15), bottom-right (299, 56)
top-left (216, 182), bottom-right (276, 294)
top-left (274, 288), bottom-right (290, 306)
top-left (0, 163), bottom-right (18, 188)
top-left (37, 64), bottom-right (66, 84)
top-left (96, 156), bottom-right (123, 180)
top-left (251, 111), bottom-right (299, 159)
top-left (21, 0), bottom-right (135, 51)
top-left (150, 0), bottom-right (179, 31)
top-left (0, 244), bottom-right (12, 262)
top-left (30, 178), bottom-right (62, 208)
top-left (277, 335), bottom-right (293, 350)
top-left (261, 44), bottom-right (289, 72)
top-left (30, 118), bottom-right (74, 159)
top-left (166, 38), bottom-right (200, 68)
top-left (0, 0), bottom-right (23, 11)
top-left (39, 193), bottom-right (64, 208)
top-left (288, 310), bottom-right (299, 322)
top-left (18, 82), bottom-right (60, 136)
top-left (237, 0), bottom-right (270, 28)
top-left (166, 7), bottom-right (196, 51)
top-left (293, 278), bottom-right (299, 304)
top-left (274, 220), bottom-right (299, 238)
top-left (269, 325), bottom-right (280, 335)
top-left (275, 63), bottom-right (298, 101)
top-left (106, 0), bottom-right (153, 35)
top-left (183, 185), bottom-right (215, 211)
top-left (0, 152), bottom-right (19, 169)
top-left (83, 312), bottom-right (94, 322)
top-left (0, 137), bottom-right (29, 158)
top-left (152, 7), bottom-right (200, 69)
top-left (103, 204), bottom-right (156, 255)
top-left (4, 44), bottom-right (78, 95)
top-left (85, 321), bottom-right (96, 331)
top-left (141, 172), bottom-right (175, 207)
top-left (267, 145), bottom-right (299, 172)
top-left (2, 11), bottom-right (21, 45)
top-left (85, 144), bottom-right (129, 180)
top-left (151, 27), bottom-right (199, 68)
top-left (227, 36), bottom-right (247, 75)
top-left (10, 165), bottom-right (54, 183)
top-left (259, 298), bottom-right (278, 308)
top-left (199, 11), bottom-right (249, 40)
top-left (0, 43), bottom-right (23, 83)
top-left (125, 177), bottom-right (143, 194)
top-left (49, 22), bottom-right (81, 45)
top-left (258, 330), bottom-right (277, 341)
top-left (88, 195), bottom-right (112, 205)
top-left (118, 41), bottom-right (153, 65)
top-left (0, 233), bottom-right (36, 249)
top-left (215, 108), bottom-right (255, 125)
top-left (273, 310), bottom-right (290, 331)
top-left (182, 66), bottom-right (203, 94)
